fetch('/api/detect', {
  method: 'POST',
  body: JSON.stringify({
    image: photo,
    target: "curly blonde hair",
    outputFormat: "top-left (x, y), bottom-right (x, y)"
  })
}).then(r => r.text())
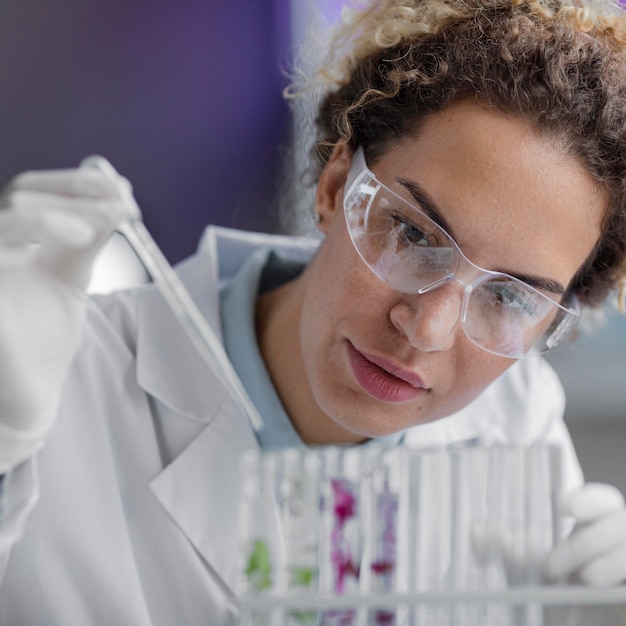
top-left (288, 0), bottom-right (626, 309)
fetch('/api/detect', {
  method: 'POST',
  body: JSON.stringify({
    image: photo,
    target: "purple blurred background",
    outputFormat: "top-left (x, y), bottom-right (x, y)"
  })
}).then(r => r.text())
top-left (0, 0), bottom-right (292, 263)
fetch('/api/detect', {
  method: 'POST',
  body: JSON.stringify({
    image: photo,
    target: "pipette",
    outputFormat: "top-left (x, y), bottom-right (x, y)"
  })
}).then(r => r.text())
top-left (80, 156), bottom-right (264, 434)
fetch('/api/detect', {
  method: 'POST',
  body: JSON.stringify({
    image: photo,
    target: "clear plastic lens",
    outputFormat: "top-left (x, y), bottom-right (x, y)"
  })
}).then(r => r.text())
top-left (347, 182), bottom-right (456, 292)
top-left (462, 281), bottom-right (557, 355)
top-left (478, 280), bottom-right (541, 319)
top-left (343, 149), bottom-right (579, 357)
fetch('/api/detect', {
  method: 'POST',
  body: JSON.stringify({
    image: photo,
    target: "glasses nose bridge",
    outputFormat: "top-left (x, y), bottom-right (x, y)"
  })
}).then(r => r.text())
top-left (412, 261), bottom-right (495, 355)
top-left (417, 252), bottom-right (479, 299)
top-left (415, 256), bottom-right (485, 334)
top-left (414, 271), bottom-right (468, 333)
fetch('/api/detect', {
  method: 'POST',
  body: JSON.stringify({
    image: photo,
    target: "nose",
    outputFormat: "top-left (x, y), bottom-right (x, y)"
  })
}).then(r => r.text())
top-left (389, 283), bottom-right (463, 352)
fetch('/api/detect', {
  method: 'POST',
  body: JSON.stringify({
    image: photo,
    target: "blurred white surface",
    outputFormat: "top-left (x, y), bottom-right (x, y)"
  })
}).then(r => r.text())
top-left (547, 306), bottom-right (626, 494)
top-left (547, 306), bottom-right (626, 423)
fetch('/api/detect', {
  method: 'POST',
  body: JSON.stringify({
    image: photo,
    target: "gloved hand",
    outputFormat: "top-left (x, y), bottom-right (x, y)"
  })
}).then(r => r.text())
top-left (0, 166), bottom-right (129, 472)
top-left (544, 482), bottom-right (626, 586)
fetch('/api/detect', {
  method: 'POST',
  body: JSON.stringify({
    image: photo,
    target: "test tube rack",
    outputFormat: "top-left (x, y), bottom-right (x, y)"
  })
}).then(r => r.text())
top-left (234, 445), bottom-right (626, 626)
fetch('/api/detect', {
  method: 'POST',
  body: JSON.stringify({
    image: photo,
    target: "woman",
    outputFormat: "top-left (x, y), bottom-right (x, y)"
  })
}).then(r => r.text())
top-left (0, 0), bottom-right (624, 623)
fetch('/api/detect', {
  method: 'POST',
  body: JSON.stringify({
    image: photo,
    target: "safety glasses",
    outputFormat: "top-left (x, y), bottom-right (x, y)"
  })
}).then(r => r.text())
top-left (343, 147), bottom-right (580, 358)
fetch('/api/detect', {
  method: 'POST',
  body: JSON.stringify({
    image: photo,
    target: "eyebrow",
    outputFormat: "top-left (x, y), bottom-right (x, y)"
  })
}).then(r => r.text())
top-left (396, 177), bottom-right (458, 238)
top-left (395, 176), bottom-right (566, 296)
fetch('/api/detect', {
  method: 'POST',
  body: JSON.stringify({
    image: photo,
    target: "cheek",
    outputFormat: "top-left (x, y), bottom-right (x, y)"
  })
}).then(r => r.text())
top-left (300, 241), bottom-right (367, 354)
top-left (298, 232), bottom-right (393, 381)
top-left (444, 347), bottom-right (512, 412)
top-left (306, 220), bottom-right (387, 318)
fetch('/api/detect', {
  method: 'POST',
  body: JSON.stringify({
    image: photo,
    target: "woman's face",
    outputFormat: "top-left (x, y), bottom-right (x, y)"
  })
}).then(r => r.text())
top-left (259, 101), bottom-right (605, 444)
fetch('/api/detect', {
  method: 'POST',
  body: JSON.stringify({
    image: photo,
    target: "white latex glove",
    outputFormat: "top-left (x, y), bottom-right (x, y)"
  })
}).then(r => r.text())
top-left (0, 166), bottom-right (129, 472)
top-left (544, 482), bottom-right (626, 587)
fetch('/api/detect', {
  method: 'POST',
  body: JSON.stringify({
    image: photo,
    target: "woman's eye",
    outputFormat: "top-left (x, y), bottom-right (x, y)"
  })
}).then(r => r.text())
top-left (391, 213), bottom-right (430, 246)
top-left (488, 282), bottom-right (538, 316)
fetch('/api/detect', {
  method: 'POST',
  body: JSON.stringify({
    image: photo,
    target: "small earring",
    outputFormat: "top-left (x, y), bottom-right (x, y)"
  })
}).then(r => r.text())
top-left (314, 212), bottom-right (322, 224)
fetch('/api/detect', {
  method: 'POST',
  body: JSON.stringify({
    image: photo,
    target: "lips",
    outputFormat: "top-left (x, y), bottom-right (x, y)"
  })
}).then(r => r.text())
top-left (347, 342), bottom-right (429, 403)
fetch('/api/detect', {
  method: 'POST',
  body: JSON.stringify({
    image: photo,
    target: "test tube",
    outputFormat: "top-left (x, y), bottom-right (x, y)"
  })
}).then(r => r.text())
top-left (278, 449), bottom-right (322, 596)
top-left (518, 445), bottom-right (560, 626)
top-left (365, 448), bottom-right (402, 626)
top-left (408, 448), bottom-right (451, 592)
top-left (525, 445), bottom-right (561, 584)
top-left (446, 446), bottom-right (493, 625)
top-left (275, 449), bottom-right (324, 626)
top-left (404, 448), bottom-right (451, 626)
top-left (318, 447), bottom-right (363, 626)
top-left (238, 450), bottom-right (285, 597)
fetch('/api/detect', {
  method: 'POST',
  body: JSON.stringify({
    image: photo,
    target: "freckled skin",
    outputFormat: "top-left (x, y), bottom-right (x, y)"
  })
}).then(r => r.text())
top-left (255, 101), bottom-right (605, 445)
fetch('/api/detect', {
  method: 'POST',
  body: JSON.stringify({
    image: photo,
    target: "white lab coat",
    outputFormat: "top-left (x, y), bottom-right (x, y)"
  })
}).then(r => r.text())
top-left (0, 226), bottom-right (583, 625)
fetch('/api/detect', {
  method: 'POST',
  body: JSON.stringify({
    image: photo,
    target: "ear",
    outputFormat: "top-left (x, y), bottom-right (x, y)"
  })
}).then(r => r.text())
top-left (315, 142), bottom-right (352, 234)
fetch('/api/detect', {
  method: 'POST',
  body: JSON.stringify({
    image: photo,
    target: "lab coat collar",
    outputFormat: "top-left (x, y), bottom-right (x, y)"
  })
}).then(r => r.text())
top-left (198, 224), bottom-right (319, 285)
top-left (135, 225), bottom-right (318, 594)
top-left (149, 398), bottom-right (258, 597)
top-left (135, 225), bottom-right (319, 423)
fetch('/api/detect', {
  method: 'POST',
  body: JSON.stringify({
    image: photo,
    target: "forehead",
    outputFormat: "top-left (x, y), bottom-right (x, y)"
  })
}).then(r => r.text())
top-left (370, 102), bottom-right (605, 287)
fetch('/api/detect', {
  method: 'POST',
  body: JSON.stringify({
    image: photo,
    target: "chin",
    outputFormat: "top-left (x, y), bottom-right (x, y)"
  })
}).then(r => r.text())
top-left (336, 413), bottom-right (420, 440)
